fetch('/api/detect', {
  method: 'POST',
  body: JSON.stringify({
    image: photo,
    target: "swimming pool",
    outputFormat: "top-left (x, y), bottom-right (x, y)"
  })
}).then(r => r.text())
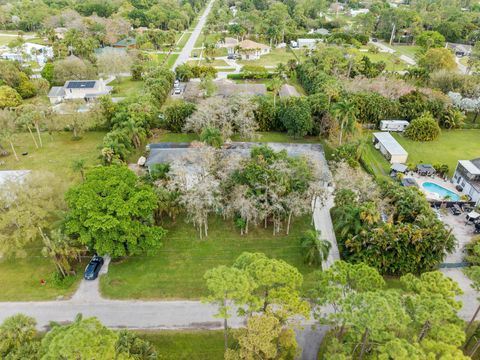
top-left (422, 182), bottom-right (460, 201)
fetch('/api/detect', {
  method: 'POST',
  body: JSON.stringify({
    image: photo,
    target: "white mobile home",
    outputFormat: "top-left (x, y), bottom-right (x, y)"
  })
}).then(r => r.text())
top-left (372, 132), bottom-right (408, 164)
top-left (379, 120), bottom-right (410, 132)
top-left (453, 159), bottom-right (480, 205)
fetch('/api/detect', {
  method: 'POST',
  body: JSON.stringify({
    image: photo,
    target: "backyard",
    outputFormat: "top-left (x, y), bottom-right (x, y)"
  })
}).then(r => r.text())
top-left (392, 129), bottom-right (480, 176)
top-left (112, 77), bottom-right (145, 97)
top-left (1, 131), bottom-right (105, 183)
top-left (100, 215), bottom-right (317, 299)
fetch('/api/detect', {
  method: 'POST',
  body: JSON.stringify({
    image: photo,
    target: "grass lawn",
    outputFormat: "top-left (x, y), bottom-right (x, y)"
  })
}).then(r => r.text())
top-left (359, 50), bottom-right (410, 71)
top-left (237, 48), bottom-right (296, 67)
top-left (389, 44), bottom-right (421, 59)
top-left (137, 330), bottom-right (224, 360)
top-left (392, 129), bottom-right (480, 176)
top-left (176, 31), bottom-right (191, 49)
top-left (0, 247), bottom-right (85, 301)
top-left (194, 33), bottom-right (221, 48)
top-left (100, 216), bottom-right (318, 299)
top-left (1, 131), bottom-right (105, 183)
top-left (0, 35), bottom-right (15, 45)
top-left (187, 59), bottom-right (229, 67)
top-left (361, 140), bottom-right (391, 178)
top-left (112, 77), bottom-right (144, 97)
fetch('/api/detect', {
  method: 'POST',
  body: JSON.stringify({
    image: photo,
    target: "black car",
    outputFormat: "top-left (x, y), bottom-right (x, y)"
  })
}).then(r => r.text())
top-left (84, 255), bottom-right (104, 280)
top-left (450, 204), bottom-right (462, 216)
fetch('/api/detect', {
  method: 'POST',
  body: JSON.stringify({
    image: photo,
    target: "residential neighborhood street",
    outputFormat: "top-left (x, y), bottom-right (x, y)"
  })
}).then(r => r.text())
top-left (172, 0), bottom-right (215, 69)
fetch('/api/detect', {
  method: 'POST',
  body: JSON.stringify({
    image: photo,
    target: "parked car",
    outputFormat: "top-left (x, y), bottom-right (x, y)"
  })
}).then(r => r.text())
top-left (227, 54), bottom-right (235, 60)
top-left (84, 255), bottom-right (104, 280)
top-left (174, 79), bottom-right (180, 87)
top-left (174, 87), bottom-right (181, 95)
top-left (372, 37), bottom-right (378, 42)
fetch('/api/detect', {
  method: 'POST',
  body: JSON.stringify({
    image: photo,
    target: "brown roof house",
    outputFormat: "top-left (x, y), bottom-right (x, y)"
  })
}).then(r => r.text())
top-left (226, 39), bottom-right (270, 60)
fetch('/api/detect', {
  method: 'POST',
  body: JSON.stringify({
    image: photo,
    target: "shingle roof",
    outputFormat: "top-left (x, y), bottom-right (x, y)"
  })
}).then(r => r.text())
top-left (238, 39), bottom-right (270, 50)
top-left (279, 84), bottom-right (300, 97)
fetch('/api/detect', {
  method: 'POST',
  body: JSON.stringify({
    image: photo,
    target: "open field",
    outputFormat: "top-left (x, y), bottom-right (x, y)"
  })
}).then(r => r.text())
top-left (1, 131), bottom-right (105, 183)
top-left (237, 48), bottom-right (296, 67)
top-left (137, 330), bottom-right (224, 360)
top-left (194, 33), bottom-right (221, 48)
top-left (389, 44), bottom-right (421, 59)
top-left (100, 216), bottom-right (317, 299)
top-left (392, 129), bottom-right (480, 176)
top-left (0, 246), bottom-right (85, 301)
top-left (112, 77), bottom-right (144, 97)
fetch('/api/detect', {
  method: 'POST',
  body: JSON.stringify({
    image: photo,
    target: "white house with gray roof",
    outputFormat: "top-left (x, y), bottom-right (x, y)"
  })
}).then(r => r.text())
top-left (453, 158), bottom-right (480, 204)
top-left (48, 79), bottom-right (112, 105)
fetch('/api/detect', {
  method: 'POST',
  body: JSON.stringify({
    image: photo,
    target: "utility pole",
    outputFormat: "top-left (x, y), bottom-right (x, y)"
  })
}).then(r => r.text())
top-left (389, 22), bottom-right (396, 45)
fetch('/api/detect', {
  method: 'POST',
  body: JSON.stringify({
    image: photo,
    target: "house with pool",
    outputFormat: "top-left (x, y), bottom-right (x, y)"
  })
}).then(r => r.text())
top-left (452, 158), bottom-right (480, 205)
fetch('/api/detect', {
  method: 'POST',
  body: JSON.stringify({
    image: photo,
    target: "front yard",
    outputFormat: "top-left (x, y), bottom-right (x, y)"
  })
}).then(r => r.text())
top-left (237, 48), bottom-right (297, 67)
top-left (0, 247), bottom-right (85, 301)
top-left (100, 215), bottom-right (317, 299)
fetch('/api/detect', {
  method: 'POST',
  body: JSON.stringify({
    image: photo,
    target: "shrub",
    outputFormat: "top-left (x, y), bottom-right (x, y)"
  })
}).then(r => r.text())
top-left (200, 127), bottom-right (223, 148)
top-left (278, 97), bottom-right (312, 138)
top-left (164, 100), bottom-right (196, 132)
top-left (404, 112), bottom-right (441, 141)
top-left (0, 85), bottom-right (22, 109)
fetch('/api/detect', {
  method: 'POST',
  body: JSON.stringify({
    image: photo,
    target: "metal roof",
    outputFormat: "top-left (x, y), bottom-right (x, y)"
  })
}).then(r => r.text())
top-left (459, 160), bottom-right (480, 175)
top-left (47, 86), bottom-right (65, 97)
top-left (391, 163), bottom-right (408, 172)
top-left (373, 132), bottom-right (408, 156)
top-left (66, 81), bottom-right (96, 89)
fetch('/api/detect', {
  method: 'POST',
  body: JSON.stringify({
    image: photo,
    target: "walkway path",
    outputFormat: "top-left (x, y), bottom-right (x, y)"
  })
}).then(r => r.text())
top-left (313, 189), bottom-right (339, 269)
top-left (171, 0), bottom-right (215, 70)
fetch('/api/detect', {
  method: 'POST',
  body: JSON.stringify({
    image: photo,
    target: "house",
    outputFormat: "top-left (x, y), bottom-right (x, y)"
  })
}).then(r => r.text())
top-left (48, 79), bottom-right (112, 105)
top-left (0, 42), bottom-right (53, 66)
top-left (453, 158), bottom-right (480, 204)
top-left (297, 38), bottom-right (319, 49)
top-left (220, 37), bottom-right (238, 48)
top-left (446, 42), bottom-right (472, 57)
top-left (372, 132), bottom-right (408, 164)
top-left (279, 84), bottom-right (300, 98)
top-left (226, 39), bottom-right (270, 60)
top-left (113, 37), bottom-right (137, 49)
top-left (313, 28), bottom-right (330, 36)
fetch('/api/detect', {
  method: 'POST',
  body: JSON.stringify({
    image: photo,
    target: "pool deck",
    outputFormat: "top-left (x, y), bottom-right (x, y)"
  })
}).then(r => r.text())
top-left (406, 173), bottom-right (463, 201)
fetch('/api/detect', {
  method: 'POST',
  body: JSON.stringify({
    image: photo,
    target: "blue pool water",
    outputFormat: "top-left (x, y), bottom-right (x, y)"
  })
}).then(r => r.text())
top-left (422, 182), bottom-right (460, 201)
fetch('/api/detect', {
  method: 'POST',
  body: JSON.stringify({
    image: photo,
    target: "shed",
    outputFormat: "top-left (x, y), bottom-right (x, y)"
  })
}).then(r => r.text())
top-left (391, 163), bottom-right (408, 173)
top-left (372, 132), bottom-right (408, 164)
top-left (379, 120), bottom-right (409, 132)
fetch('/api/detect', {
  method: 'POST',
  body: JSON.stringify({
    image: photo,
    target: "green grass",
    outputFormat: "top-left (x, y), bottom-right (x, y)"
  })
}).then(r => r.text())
top-left (176, 31), bottom-right (191, 49)
top-left (237, 48), bottom-right (296, 67)
top-left (137, 330), bottom-right (224, 360)
top-left (194, 33), bottom-right (221, 48)
top-left (1, 131), bottom-right (105, 183)
top-left (359, 50), bottom-right (410, 71)
top-left (0, 35), bottom-right (15, 45)
top-left (389, 44), bottom-right (421, 59)
top-left (100, 216), bottom-right (317, 299)
top-left (361, 140), bottom-right (391, 178)
top-left (392, 129), bottom-right (480, 176)
top-left (187, 59), bottom-right (229, 67)
top-left (112, 77), bottom-right (144, 97)
top-left (0, 246), bottom-right (85, 301)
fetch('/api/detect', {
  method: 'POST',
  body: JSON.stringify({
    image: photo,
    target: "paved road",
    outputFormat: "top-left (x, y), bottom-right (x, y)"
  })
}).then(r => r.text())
top-left (172, 0), bottom-right (215, 69)
top-left (369, 40), bottom-right (417, 66)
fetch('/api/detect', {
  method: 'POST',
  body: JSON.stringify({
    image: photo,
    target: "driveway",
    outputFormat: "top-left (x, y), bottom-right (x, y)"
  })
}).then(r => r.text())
top-left (172, 0), bottom-right (215, 70)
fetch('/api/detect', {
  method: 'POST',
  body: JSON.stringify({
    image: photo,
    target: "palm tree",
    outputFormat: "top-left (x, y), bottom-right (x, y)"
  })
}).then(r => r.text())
top-left (72, 159), bottom-right (86, 182)
top-left (123, 119), bottom-right (146, 149)
top-left (276, 63), bottom-right (287, 78)
top-left (332, 98), bottom-right (358, 146)
top-left (40, 228), bottom-right (82, 278)
top-left (300, 229), bottom-right (331, 269)
top-left (0, 110), bottom-right (19, 161)
top-left (268, 76), bottom-right (283, 109)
